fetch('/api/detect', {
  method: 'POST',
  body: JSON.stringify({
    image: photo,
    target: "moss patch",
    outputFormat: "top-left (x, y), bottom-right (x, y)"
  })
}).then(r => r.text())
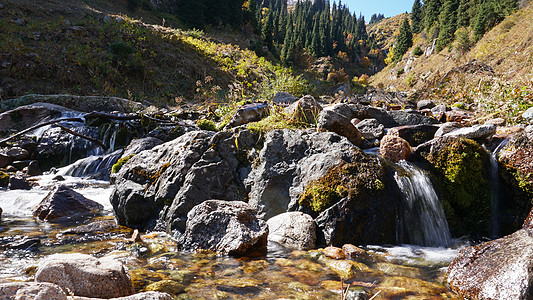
top-left (299, 150), bottom-right (385, 215)
top-left (111, 154), bottom-right (135, 173)
top-left (196, 119), bottom-right (217, 131)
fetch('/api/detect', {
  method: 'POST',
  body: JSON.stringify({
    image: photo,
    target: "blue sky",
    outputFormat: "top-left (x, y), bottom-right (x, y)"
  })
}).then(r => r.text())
top-left (342, 0), bottom-right (413, 21)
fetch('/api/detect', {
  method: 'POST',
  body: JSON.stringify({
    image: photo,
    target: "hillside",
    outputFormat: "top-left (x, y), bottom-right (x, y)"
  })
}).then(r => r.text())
top-left (0, 0), bottom-right (308, 107)
top-left (367, 13), bottom-right (409, 51)
top-left (371, 2), bottom-right (533, 123)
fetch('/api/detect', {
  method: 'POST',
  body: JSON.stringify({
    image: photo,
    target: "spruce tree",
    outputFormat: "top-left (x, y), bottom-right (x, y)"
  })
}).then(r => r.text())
top-left (394, 17), bottom-right (413, 61)
top-left (436, 0), bottom-right (459, 51)
top-left (423, 0), bottom-right (442, 31)
top-left (411, 0), bottom-right (424, 34)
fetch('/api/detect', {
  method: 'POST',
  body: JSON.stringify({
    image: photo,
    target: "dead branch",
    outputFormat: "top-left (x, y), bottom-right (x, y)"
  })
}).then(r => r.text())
top-left (0, 117), bottom-right (84, 146)
top-left (54, 124), bottom-right (108, 149)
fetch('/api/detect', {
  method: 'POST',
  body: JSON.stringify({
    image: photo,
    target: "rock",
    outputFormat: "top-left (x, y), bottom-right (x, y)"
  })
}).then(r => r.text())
top-left (323, 258), bottom-right (370, 279)
top-left (247, 129), bottom-right (358, 220)
top-left (76, 291), bottom-right (174, 300)
top-left (446, 108), bottom-right (474, 123)
top-left (144, 280), bottom-right (185, 295)
top-left (523, 207), bottom-right (533, 229)
top-left (434, 122), bottom-right (462, 138)
top-left (53, 175), bottom-right (65, 181)
top-left (443, 124), bottom-right (496, 140)
top-left (13, 18), bottom-right (25, 26)
top-left (448, 229), bottom-right (533, 300)
top-left (178, 200), bottom-right (268, 256)
top-left (317, 104), bottom-right (362, 146)
top-left (345, 286), bottom-right (370, 300)
top-left (26, 160), bottom-right (42, 176)
top-left (355, 118), bottom-right (384, 140)
top-left (0, 171), bottom-right (8, 187)
top-left (322, 246), bottom-right (345, 259)
top-left (414, 136), bottom-right (492, 237)
top-left (333, 82), bottom-right (351, 101)
top-left (0, 153), bottom-right (12, 168)
top-left (6, 147), bottom-right (30, 161)
top-left (522, 107), bottom-right (533, 124)
top-left (111, 129), bottom-right (258, 233)
top-left (388, 124), bottom-right (440, 147)
top-left (266, 212), bottom-right (316, 250)
top-left (285, 95), bottom-right (322, 123)
top-left (227, 102), bottom-right (269, 128)
top-left (122, 137), bottom-right (163, 158)
top-left (431, 104), bottom-right (447, 122)
top-left (273, 92), bottom-right (298, 105)
top-left (354, 106), bottom-right (437, 128)
top-left (342, 244), bottom-right (367, 260)
top-left (33, 185), bottom-right (103, 222)
top-left (417, 100), bottom-right (435, 110)
top-left (61, 220), bottom-right (118, 235)
top-left (485, 117), bottom-right (506, 126)
top-left (0, 103), bottom-right (73, 138)
top-left (34, 253), bottom-right (134, 298)
top-left (8, 176), bottom-right (31, 190)
top-left (0, 207), bottom-right (2, 220)
top-left (6, 236), bottom-right (41, 250)
top-left (0, 282), bottom-right (68, 300)
top-left (12, 160), bottom-right (30, 170)
top-left (5, 165), bottom-right (17, 172)
top-left (379, 135), bottom-right (412, 163)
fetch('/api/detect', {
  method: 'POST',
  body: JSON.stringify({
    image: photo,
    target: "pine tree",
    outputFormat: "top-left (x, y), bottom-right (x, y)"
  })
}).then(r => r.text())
top-left (424, 0), bottom-right (442, 31)
top-left (473, 2), bottom-right (496, 41)
top-left (436, 0), bottom-right (459, 51)
top-left (394, 17), bottom-right (413, 61)
top-left (247, 0), bottom-right (259, 30)
top-left (411, 0), bottom-right (424, 34)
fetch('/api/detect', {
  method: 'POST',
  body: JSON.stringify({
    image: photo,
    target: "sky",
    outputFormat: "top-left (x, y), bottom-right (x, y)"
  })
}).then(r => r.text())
top-left (342, 0), bottom-right (413, 21)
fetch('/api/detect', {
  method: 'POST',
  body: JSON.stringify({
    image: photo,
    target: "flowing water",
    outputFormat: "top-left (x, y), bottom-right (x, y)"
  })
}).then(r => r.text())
top-left (488, 137), bottom-right (510, 238)
top-left (394, 161), bottom-right (452, 247)
top-left (0, 156), bottom-right (462, 299)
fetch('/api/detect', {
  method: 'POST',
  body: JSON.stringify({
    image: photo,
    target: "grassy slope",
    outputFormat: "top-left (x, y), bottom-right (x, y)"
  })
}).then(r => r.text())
top-left (371, 3), bottom-right (533, 123)
top-left (0, 0), bottom-right (308, 107)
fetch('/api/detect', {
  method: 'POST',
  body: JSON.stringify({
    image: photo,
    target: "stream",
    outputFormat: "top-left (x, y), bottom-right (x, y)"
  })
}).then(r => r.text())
top-left (0, 155), bottom-right (464, 299)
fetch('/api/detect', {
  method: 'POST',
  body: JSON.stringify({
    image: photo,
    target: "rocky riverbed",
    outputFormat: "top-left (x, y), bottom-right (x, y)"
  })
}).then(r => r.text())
top-left (1, 93), bottom-right (533, 299)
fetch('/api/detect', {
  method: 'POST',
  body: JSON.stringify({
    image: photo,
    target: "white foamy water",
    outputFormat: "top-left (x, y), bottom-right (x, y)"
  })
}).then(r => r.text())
top-left (367, 244), bottom-right (465, 268)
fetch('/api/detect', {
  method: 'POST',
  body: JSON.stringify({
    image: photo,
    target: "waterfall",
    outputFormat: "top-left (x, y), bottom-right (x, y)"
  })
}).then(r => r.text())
top-left (488, 137), bottom-right (510, 238)
top-left (57, 150), bottom-right (122, 180)
top-left (394, 161), bottom-right (452, 247)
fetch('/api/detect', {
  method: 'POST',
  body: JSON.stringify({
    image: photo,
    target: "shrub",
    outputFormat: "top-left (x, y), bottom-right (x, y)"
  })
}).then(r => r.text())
top-left (413, 46), bottom-right (423, 56)
top-left (196, 119), bottom-right (217, 131)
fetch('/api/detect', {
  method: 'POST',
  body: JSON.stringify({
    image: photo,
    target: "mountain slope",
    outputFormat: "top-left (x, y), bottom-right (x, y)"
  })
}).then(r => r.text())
top-left (370, 2), bottom-right (533, 123)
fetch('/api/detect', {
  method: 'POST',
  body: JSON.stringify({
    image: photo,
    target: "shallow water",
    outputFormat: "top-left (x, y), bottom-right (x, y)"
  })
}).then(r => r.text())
top-left (0, 175), bottom-right (461, 299)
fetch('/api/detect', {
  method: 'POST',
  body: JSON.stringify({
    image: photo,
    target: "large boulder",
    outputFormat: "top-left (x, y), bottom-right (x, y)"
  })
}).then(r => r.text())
top-left (444, 124), bottom-right (497, 140)
top-left (33, 185), bottom-right (103, 222)
top-left (355, 118), bottom-right (384, 140)
top-left (379, 135), bottom-right (412, 163)
top-left (354, 106), bottom-right (438, 128)
top-left (266, 212), bottom-right (316, 250)
top-left (317, 104), bottom-right (362, 146)
top-left (388, 124), bottom-right (440, 147)
top-left (0, 282), bottom-right (68, 300)
top-left (447, 229), bottom-right (533, 300)
top-left (178, 200), bottom-right (268, 256)
top-left (122, 137), bottom-right (163, 158)
top-left (111, 129), bottom-right (259, 233)
top-left (246, 129), bottom-right (357, 220)
top-left (35, 253), bottom-right (134, 298)
top-left (0, 153), bottom-right (12, 168)
top-left (414, 136), bottom-right (492, 237)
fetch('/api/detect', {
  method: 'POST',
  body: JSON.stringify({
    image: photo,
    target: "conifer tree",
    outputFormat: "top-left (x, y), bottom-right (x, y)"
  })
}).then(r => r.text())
top-left (411, 0), bottom-right (424, 34)
top-left (394, 17), bottom-right (413, 61)
top-left (423, 0), bottom-right (442, 31)
top-left (436, 0), bottom-right (459, 51)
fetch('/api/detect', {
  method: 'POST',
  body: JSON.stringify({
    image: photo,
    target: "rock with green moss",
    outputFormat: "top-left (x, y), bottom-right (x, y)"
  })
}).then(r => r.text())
top-left (414, 136), bottom-right (491, 238)
top-left (112, 154), bottom-right (135, 174)
top-left (196, 119), bottom-right (217, 131)
top-left (0, 171), bottom-right (9, 187)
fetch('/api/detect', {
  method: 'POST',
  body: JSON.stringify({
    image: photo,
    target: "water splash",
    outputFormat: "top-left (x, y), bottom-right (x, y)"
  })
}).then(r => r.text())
top-left (394, 161), bottom-right (452, 247)
top-left (58, 150), bottom-right (122, 180)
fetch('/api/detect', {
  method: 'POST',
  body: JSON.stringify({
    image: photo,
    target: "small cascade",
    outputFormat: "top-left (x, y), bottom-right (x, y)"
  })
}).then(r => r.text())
top-left (57, 150), bottom-right (122, 180)
top-left (488, 137), bottom-right (510, 238)
top-left (394, 161), bottom-right (452, 247)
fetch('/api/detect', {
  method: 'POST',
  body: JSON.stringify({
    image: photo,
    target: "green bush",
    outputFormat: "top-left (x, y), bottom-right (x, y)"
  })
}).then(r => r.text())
top-left (413, 46), bottom-right (423, 56)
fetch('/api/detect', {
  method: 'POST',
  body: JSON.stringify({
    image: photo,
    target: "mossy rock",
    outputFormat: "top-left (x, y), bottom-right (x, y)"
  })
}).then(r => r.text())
top-left (0, 171), bottom-right (9, 187)
top-left (145, 279), bottom-right (185, 295)
top-left (112, 154), bottom-right (135, 173)
top-left (416, 137), bottom-right (491, 238)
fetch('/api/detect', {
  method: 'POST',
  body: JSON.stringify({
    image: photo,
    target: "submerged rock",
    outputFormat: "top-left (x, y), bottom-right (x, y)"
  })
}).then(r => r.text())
top-left (0, 282), bottom-right (68, 300)
top-left (35, 253), bottom-right (134, 298)
top-left (266, 212), bottom-right (316, 250)
top-left (33, 185), bottom-right (103, 222)
top-left (179, 200), bottom-right (268, 256)
top-left (448, 229), bottom-right (533, 300)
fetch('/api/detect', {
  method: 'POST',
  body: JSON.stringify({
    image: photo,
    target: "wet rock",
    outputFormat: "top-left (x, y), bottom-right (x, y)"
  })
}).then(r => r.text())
top-left (71, 291), bottom-right (174, 300)
top-left (12, 160), bottom-right (31, 170)
top-left (26, 160), bottom-right (42, 176)
top-left (179, 200), bottom-right (268, 256)
top-left (414, 136), bottom-right (491, 237)
top-left (145, 280), bottom-right (185, 295)
top-left (448, 229), bottom-right (533, 300)
top-left (8, 176), bottom-right (32, 190)
top-left (379, 135), bottom-right (412, 163)
top-left (6, 236), bottom-right (41, 250)
top-left (388, 124), bottom-right (439, 147)
top-left (345, 287), bottom-right (370, 300)
top-left (33, 185), bottom-right (103, 222)
top-left (323, 258), bottom-right (370, 279)
top-left (317, 104), bottom-right (362, 146)
top-left (227, 102), bottom-right (269, 128)
top-left (0, 207), bottom-right (2, 219)
top-left (434, 122), bottom-right (462, 138)
top-left (417, 100), bottom-right (435, 110)
top-left (53, 175), bottom-right (65, 181)
top-left (0, 282), bottom-right (68, 300)
top-left (247, 129), bottom-right (358, 220)
top-left (62, 220), bottom-right (118, 235)
top-left (285, 95), bottom-right (322, 123)
top-left (342, 244), bottom-right (367, 260)
top-left (0, 153), bottom-right (12, 168)
top-left (522, 107), bottom-right (533, 124)
top-left (378, 276), bottom-right (447, 298)
top-left (5, 165), bottom-right (17, 172)
top-left (273, 92), bottom-right (298, 105)
top-left (35, 253), bottom-right (134, 298)
top-left (355, 118), bottom-right (384, 140)
top-left (6, 147), bottom-right (30, 161)
top-left (266, 212), bottom-right (316, 250)
top-left (443, 124), bottom-right (496, 140)
top-left (122, 137), bottom-right (163, 158)
top-left (0, 102), bottom-right (72, 138)
top-left (322, 246), bottom-right (345, 259)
